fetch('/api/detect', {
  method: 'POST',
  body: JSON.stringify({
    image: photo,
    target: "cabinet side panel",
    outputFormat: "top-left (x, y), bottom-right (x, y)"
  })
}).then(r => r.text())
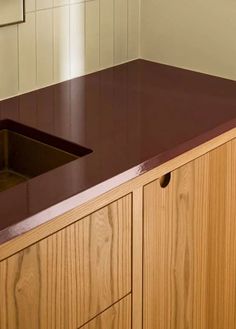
top-left (80, 294), bottom-right (131, 329)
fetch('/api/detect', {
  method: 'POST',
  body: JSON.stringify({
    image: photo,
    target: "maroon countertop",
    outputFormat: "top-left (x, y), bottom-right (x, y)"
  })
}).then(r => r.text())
top-left (1, 59), bottom-right (236, 245)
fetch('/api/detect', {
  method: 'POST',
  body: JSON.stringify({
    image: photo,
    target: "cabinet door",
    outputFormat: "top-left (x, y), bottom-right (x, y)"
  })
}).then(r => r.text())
top-left (80, 295), bottom-right (131, 329)
top-left (143, 140), bottom-right (236, 329)
top-left (0, 195), bottom-right (131, 329)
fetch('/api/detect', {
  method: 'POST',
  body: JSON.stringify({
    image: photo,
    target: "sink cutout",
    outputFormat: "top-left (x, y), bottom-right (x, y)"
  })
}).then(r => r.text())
top-left (0, 119), bottom-right (92, 192)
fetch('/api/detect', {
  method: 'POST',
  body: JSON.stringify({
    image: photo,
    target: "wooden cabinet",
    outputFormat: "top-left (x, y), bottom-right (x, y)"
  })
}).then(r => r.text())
top-left (2, 131), bottom-right (236, 329)
top-left (80, 295), bottom-right (131, 329)
top-left (0, 195), bottom-right (131, 329)
top-left (143, 140), bottom-right (236, 329)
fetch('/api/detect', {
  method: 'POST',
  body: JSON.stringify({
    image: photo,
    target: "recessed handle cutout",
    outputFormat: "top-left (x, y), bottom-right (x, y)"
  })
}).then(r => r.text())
top-left (159, 172), bottom-right (171, 188)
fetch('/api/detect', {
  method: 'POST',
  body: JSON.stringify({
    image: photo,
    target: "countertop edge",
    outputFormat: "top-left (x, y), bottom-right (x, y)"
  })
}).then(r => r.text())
top-left (1, 118), bottom-right (236, 247)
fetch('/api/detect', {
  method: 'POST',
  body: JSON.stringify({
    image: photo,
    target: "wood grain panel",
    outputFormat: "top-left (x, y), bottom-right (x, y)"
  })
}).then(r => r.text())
top-left (143, 139), bottom-right (236, 329)
top-left (0, 195), bottom-right (131, 329)
top-left (132, 187), bottom-right (143, 329)
top-left (80, 295), bottom-right (131, 329)
top-left (1, 128), bottom-right (236, 261)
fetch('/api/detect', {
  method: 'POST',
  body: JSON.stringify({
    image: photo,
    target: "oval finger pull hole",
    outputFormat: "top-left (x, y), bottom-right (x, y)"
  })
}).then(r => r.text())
top-left (159, 172), bottom-right (171, 188)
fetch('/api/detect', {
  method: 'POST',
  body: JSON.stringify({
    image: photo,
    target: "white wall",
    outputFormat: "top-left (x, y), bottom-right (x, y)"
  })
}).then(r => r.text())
top-left (0, 0), bottom-right (140, 100)
top-left (3, 0), bottom-right (235, 101)
top-left (141, 0), bottom-right (236, 81)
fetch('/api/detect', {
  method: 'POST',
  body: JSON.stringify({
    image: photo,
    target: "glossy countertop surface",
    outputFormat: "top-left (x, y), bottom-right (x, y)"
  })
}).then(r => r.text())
top-left (1, 59), bottom-right (236, 244)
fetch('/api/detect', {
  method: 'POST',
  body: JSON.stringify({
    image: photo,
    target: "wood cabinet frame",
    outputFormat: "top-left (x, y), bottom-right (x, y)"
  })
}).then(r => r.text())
top-left (1, 127), bottom-right (236, 329)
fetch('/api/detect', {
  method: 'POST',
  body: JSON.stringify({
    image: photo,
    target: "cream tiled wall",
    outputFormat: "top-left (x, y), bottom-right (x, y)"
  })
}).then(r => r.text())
top-left (141, 0), bottom-right (236, 81)
top-left (0, 0), bottom-right (140, 100)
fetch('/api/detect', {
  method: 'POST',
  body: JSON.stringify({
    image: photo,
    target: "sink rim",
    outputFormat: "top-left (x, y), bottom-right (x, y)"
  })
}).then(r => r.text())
top-left (0, 119), bottom-right (93, 192)
top-left (0, 119), bottom-right (92, 157)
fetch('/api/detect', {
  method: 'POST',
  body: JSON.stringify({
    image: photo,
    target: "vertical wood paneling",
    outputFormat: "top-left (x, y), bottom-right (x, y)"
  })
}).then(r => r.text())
top-left (18, 12), bottom-right (37, 92)
top-left (85, 0), bottom-right (100, 73)
top-left (0, 0), bottom-right (140, 100)
top-left (53, 6), bottom-right (70, 81)
top-left (100, 0), bottom-right (114, 68)
top-left (36, 9), bottom-right (54, 87)
top-left (114, 0), bottom-right (128, 63)
top-left (128, 0), bottom-right (140, 59)
top-left (25, 0), bottom-right (36, 12)
top-left (0, 26), bottom-right (18, 99)
top-left (70, 2), bottom-right (85, 78)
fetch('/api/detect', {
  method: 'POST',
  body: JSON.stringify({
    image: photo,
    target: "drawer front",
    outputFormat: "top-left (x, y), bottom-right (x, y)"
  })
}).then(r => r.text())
top-left (80, 295), bottom-right (131, 329)
top-left (0, 195), bottom-right (132, 329)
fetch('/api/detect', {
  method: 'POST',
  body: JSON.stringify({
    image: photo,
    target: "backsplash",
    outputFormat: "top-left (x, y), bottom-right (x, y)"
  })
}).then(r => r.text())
top-left (0, 0), bottom-right (140, 100)
top-left (141, 0), bottom-right (236, 81)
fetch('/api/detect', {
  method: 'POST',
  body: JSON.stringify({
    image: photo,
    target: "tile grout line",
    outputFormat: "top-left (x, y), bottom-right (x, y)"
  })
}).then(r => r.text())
top-left (17, 24), bottom-right (20, 94)
top-left (84, 2), bottom-right (87, 74)
top-left (98, 0), bottom-right (101, 69)
top-left (113, 0), bottom-right (115, 65)
top-left (138, 0), bottom-right (141, 57)
top-left (69, 4), bottom-right (71, 79)
top-left (52, 7), bottom-right (55, 84)
top-left (35, 10), bottom-right (38, 87)
top-left (127, 0), bottom-right (129, 60)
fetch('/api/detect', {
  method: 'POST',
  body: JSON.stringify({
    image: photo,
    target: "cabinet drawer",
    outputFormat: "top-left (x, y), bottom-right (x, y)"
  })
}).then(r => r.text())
top-left (0, 194), bottom-right (132, 329)
top-left (80, 295), bottom-right (131, 329)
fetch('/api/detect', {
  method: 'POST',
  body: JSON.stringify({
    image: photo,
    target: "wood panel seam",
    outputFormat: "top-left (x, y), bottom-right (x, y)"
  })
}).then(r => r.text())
top-left (76, 292), bottom-right (131, 329)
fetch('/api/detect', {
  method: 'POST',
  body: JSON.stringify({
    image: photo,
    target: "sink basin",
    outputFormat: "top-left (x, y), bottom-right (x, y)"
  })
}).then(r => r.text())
top-left (0, 119), bottom-right (92, 192)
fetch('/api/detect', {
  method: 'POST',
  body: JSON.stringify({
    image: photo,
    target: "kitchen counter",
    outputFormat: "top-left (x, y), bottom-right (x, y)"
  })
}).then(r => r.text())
top-left (0, 59), bottom-right (236, 244)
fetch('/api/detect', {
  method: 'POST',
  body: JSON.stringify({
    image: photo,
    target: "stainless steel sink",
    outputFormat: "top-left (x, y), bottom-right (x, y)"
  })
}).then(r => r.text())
top-left (0, 119), bottom-right (92, 192)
